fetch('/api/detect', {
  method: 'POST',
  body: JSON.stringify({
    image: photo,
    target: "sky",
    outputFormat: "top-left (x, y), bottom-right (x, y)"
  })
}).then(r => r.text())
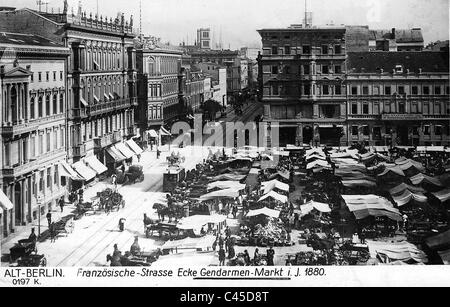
top-left (3, 0), bottom-right (449, 49)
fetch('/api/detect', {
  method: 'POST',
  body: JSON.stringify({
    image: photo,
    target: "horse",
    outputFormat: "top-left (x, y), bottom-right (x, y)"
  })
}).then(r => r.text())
top-left (106, 253), bottom-right (122, 266)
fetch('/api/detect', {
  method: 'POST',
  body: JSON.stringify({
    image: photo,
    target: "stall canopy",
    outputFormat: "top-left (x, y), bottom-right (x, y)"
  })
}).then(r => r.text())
top-left (72, 161), bottom-right (96, 181)
top-left (306, 148), bottom-right (326, 157)
top-left (389, 183), bottom-right (425, 195)
top-left (306, 154), bottom-right (327, 162)
top-left (342, 179), bottom-right (377, 188)
top-left (261, 179), bottom-right (290, 194)
top-left (300, 201), bottom-right (331, 216)
top-left (106, 146), bottom-right (126, 162)
top-left (177, 215), bottom-right (227, 230)
top-left (410, 173), bottom-right (443, 187)
top-left (199, 189), bottom-right (240, 202)
top-left (307, 160), bottom-right (332, 170)
top-left (0, 190), bottom-right (13, 211)
top-left (431, 188), bottom-right (450, 203)
top-left (391, 190), bottom-right (427, 207)
top-left (211, 174), bottom-right (247, 182)
top-left (377, 166), bottom-right (405, 178)
top-left (207, 181), bottom-right (246, 191)
top-left (126, 139), bottom-right (143, 155)
top-left (159, 127), bottom-right (171, 136)
top-left (84, 156), bottom-right (107, 175)
top-left (342, 195), bottom-right (402, 222)
top-left (59, 161), bottom-right (84, 180)
top-left (396, 160), bottom-right (425, 173)
top-left (161, 235), bottom-right (216, 251)
top-left (115, 143), bottom-right (134, 159)
top-left (148, 130), bottom-right (158, 138)
top-left (258, 191), bottom-right (288, 204)
top-left (366, 240), bottom-right (428, 264)
top-left (246, 207), bottom-right (280, 218)
top-left (426, 230), bottom-right (450, 251)
top-left (330, 152), bottom-right (359, 160)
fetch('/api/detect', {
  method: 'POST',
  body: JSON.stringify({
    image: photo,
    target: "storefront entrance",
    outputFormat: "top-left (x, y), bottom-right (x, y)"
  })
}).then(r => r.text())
top-left (397, 125), bottom-right (409, 146)
top-left (319, 127), bottom-right (341, 146)
top-left (279, 127), bottom-right (297, 147)
top-left (302, 126), bottom-right (313, 145)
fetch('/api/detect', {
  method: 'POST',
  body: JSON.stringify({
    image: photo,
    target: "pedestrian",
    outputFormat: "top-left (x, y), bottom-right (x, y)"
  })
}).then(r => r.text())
top-left (266, 246), bottom-right (275, 266)
top-left (253, 248), bottom-right (260, 264)
top-left (218, 247), bottom-right (226, 266)
top-left (49, 222), bottom-right (56, 243)
top-left (46, 212), bottom-right (52, 227)
top-left (130, 236), bottom-right (141, 256)
top-left (59, 197), bottom-right (65, 213)
top-left (150, 141), bottom-right (154, 151)
top-left (228, 244), bottom-right (235, 259)
top-left (28, 228), bottom-right (37, 243)
top-left (78, 187), bottom-right (84, 204)
top-left (121, 164), bottom-right (125, 173)
top-left (156, 149), bottom-right (161, 159)
top-left (111, 173), bottom-right (117, 190)
top-left (137, 153), bottom-right (141, 163)
top-left (243, 250), bottom-right (251, 265)
top-left (360, 229), bottom-right (366, 244)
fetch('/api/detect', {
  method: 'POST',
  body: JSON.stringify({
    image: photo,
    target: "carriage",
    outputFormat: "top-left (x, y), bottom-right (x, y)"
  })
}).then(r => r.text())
top-left (10, 239), bottom-right (37, 262)
top-left (16, 254), bottom-right (47, 267)
top-left (53, 215), bottom-right (75, 237)
top-left (163, 167), bottom-right (186, 192)
top-left (124, 165), bottom-right (145, 184)
top-left (98, 188), bottom-right (125, 213)
top-left (337, 240), bottom-right (370, 264)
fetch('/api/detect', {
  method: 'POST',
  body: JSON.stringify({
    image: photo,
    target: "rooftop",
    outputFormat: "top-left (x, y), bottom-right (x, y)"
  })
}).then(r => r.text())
top-left (0, 32), bottom-right (64, 48)
top-left (347, 51), bottom-right (449, 74)
top-left (370, 28), bottom-right (424, 43)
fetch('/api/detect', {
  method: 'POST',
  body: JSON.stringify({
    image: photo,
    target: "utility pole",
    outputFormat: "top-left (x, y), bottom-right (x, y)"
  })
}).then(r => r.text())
top-left (139, 0), bottom-right (142, 37)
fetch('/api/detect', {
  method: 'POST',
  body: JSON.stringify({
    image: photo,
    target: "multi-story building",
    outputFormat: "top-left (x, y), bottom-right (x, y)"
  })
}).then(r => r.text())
top-left (196, 28), bottom-right (211, 50)
top-left (0, 32), bottom-right (70, 237)
top-left (179, 65), bottom-right (205, 114)
top-left (187, 49), bottom-right (239, 66)
top-left (136, 37), bottom-right (183, 133)
top-left (0, 7), bottom-right (139, 175)
top-left (368, 28), bottom-right (424, 52)
top-left (240, 47), bottom-right (261, 61)
top-left (346, 51), bottom-right (450, 147)
top-left (257, 25), bottom-right (347, 146)
top-left (193, 62), bottom-right (227, 106)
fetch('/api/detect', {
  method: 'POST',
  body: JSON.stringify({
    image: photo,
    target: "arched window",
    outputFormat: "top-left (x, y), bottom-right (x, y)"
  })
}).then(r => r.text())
top-left (53, 94), bottom-right (58, 114)
top-left (30, 97), bottom-right (35, 119)
top-left (59, 93), bottom-right (64, 114)
top-left (38, 96), bottom-right (43, 117)
top-left (45, 95), bottom-right (51, 116)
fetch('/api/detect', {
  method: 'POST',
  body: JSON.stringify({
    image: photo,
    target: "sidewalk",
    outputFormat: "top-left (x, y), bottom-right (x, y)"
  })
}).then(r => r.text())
top-left (0, 145), bottom-right (172, 259)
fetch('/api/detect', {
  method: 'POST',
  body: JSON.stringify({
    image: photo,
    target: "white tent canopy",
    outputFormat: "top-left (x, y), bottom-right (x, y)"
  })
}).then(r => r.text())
top-left (84, 155), bottom-right (107, 175)
top-left (198, 189), bottom-right (240, 202)
top-left (300, 201), bottom-right (331, 216)
top-left (258, 191), bottom-right (288, 204)
top-left (307, 160), bottom-right (332, 170)
top-left (432, 188), bottom-right (450, 203)
top-left (207, 181), bottom-right (246, 191)
top-left (177, 215), bottom-right (227, 230)
top-left (366, 240), bottom-right (428, 264)
top-left (246, 207), bottom-right (281, 218)
top-left (261, 179), bottom-right (289, 194)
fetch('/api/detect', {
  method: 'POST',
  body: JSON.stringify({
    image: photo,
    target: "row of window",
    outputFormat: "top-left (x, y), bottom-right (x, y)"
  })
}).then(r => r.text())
top-left (350, 85), bottom-right (450, 96)
top-left (350, 125), bottom-right (447, 137)
top-left (270, 44), bottom-right (342, 55)
top-left (29, 93), bottom-right (65, 119)
top-left (3, 127), bottom-right (65, 167)
top-left (78, 111), bottom-right (133, 143)
top-left (350, 101), bottom-right (450, 115)
top-left (270, 64), bottom-right (343, 75)
top-left (30, 70), bottom-right (63, 83)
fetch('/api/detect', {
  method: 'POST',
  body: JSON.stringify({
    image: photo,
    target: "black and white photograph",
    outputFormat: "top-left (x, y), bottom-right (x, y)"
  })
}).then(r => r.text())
top-left (0, 0), bottom-right (449, 289)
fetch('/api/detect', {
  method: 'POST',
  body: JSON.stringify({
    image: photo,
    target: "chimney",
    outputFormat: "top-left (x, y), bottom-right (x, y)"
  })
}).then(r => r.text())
top-left (391, 28), bottom-right (396, 39)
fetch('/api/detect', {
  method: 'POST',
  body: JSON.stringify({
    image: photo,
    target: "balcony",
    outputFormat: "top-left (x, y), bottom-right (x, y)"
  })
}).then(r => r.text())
top-left (86, 98), bottom-right (132, 117)
top-left (381, 113), bottom-right (424, 121)
top-left (1, 148), bottom-right (66, 180)
top-left (94, 131), bottom-right (121, 149)
top-left (70, 144), bottom-right (87, 158)
top-left (1, 120), bottom-right (39, 138)
top-left (130, 97), bottom-right (138, 106)
top-left (69, 108), bottom-right (88, 120)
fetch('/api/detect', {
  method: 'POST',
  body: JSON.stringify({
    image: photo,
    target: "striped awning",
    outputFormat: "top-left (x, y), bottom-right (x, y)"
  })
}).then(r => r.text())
top-left (72, 161), bottom-right (96, 181)
top-left (59, 161), bottom-right (84, 180)
top-left (84, 156), bottom-right (107, 175)
top-left (106, 146), bottom-right (126, 162)
top-left (115, 143), bottom-right (134, 159)
top-left (125, 139), bottom-right (143, 155)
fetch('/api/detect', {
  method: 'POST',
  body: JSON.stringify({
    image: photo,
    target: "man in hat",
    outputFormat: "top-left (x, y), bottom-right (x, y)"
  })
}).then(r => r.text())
top-left (28, 228), bottom-right (37, 243)
top-left (46, 211), bottom-right (52, 228)
top-left (266, 246), bottom-right (275, 266)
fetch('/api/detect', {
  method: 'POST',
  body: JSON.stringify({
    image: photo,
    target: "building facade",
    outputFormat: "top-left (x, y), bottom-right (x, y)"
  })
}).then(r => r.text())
top-left (179, 66), bottom-right (205, 114)
top-left (346, 51), bottom-right (450, 147)
top-left (0, 33), bottom-right (70, 237)
top-left (136, 37), bottom-right (183, 132)
top-left (0, 8), bottom-right (139, 175)
top-left (196, 28), bottom-right (211, 50)
top-left (193, 62), bottom-right (227, 106)
top-left (257, 25), bottom-right (347, 146)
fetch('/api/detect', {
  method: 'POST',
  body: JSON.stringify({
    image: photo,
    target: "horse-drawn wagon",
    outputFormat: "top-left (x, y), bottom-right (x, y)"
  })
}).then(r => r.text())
top-left (163, 167), bottom-right (186, 192)
top-left (123, 165), bottom-right (145, 185)
top-left (10, 239), bottom-right (37, 262)
top-left (53, 215), bottom-right (75, 237)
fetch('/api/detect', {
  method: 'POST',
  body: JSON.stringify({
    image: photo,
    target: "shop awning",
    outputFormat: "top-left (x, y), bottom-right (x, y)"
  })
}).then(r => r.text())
top-left (432, 188), bottom-right (450, 203)
top-left (300, 201), bottom-right (331, 216)
top-left (59, 161), bottom-right (84, 180)
top-left (84, 156), bottom-right (107, 175)
top-left (160, 127), bottom-right (172, 136)
top-left (106, 146), bottom-right (126, 162)
top-left (0, 190), bottom-right (13, 211)
top-left (247, 207), bottom-right (280, 218)
top-left (115, 143), bottom-right (134, 159)
top-left (126, 139), bottom-right (143, 155)
top-left (392, 190), bottom-right (427, 207)
top-left (72, 161), bottom-right (96, 181)
top-left (410, 173), bottom-right (443, 187)
top-left (148, 129), bottom-right (158, 138)
top-left (307, 159), bottom-right (332, 170)
top-left (258, 191), bottom-right (288, 204)
top-left (378, 166), bottom-right (405, 177)
top-left (389, 183), bottom-right (425, 195)
top-left (261, 179), bottom-right (290, 194)
top-left (342, 194), bottom-right (402, 221)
